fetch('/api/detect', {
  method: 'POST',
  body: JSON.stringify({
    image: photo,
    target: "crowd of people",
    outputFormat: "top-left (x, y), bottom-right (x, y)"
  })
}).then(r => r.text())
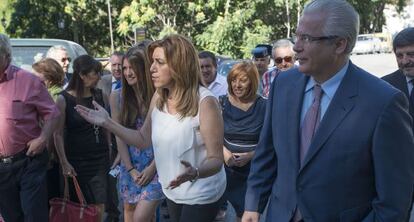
top-left (1, 0), bottom-right (414, 222)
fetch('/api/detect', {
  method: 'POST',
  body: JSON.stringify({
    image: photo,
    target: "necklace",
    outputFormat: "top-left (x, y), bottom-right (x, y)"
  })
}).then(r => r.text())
top-left (92, 94), bottom-right (100, 143)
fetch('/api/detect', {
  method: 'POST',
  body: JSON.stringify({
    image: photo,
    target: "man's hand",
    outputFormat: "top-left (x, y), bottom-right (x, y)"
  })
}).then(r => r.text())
top-left (242, 211), bottom-right (260, 222)
top-left (26, 136), bottom-right (46, 156)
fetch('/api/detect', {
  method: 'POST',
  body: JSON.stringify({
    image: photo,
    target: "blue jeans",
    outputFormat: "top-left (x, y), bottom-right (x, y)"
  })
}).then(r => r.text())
top-left (0, 150), bottom-right (48, 222)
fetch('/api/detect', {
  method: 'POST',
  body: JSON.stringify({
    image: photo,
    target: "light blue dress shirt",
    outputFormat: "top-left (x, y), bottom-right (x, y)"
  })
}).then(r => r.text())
top-left (300, 61), bottom-right (349, 125)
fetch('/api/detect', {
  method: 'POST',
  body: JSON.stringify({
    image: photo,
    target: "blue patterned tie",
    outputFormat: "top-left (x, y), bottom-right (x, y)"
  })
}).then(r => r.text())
top-left (113, 80), bottom-right (121, 90)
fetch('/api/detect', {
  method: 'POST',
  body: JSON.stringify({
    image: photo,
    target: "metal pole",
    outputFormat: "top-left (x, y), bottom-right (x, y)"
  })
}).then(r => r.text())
top-left (107, 0), bottom-right (114, 53)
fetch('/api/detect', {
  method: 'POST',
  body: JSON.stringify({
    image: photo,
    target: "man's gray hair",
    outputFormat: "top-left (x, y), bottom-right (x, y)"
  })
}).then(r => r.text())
top-left (0, 33), bottom-right (12, 57)
top-left (303, 0), bottom-right (359, 54)
top-left (46, 45), bottom-right (67, 58)
top-left (272, 39), bottom-right (294, 58)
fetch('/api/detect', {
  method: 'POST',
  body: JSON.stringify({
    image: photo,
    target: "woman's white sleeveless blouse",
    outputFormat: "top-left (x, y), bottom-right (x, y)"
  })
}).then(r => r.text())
top-left (151, 87), bottom-right (226, 204)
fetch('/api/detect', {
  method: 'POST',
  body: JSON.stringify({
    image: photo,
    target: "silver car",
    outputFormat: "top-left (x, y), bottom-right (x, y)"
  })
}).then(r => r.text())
top-left (10, 38), bottom-right (88, 73)
top-left (352, 35), bottom-right (381, 55)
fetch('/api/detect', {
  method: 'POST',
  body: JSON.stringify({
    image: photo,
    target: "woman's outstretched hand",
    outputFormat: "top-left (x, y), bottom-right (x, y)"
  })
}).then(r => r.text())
top-left (167, 160), bottom-right (198, 189)
top-left (75, 100), bottom-right (109, 126)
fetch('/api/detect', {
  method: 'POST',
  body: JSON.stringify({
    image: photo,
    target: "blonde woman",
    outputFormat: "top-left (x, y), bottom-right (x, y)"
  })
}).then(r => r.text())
top-left (76, 34), bottom-right (226, 222)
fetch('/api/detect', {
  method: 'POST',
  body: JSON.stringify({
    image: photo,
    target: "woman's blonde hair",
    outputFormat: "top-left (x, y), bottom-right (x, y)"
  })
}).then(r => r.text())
top-left (148, 34), bottom-right (202, 118)
top-left (227, 61), bottom-right (259, 101)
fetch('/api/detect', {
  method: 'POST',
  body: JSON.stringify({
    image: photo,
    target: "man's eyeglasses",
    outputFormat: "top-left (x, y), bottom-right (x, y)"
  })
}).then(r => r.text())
top-left (293, 34), bottom-right (338, 43)
top-left (61, 57), bottom-right (71, 63)
top-left (275, 56), bottom-right (294, 64)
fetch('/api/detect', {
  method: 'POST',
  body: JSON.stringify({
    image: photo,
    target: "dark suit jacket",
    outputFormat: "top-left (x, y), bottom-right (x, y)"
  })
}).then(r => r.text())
top-left (245, 62), bottom-right (414, 222)
top-left (382, 70), bottom-right (414, 118)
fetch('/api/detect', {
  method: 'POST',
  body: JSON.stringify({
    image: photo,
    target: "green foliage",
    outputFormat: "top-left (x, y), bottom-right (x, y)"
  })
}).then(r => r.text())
top-left (7, 0), bottom-right (130, 57)
top-left (4, 0), bottom-right (411, 58)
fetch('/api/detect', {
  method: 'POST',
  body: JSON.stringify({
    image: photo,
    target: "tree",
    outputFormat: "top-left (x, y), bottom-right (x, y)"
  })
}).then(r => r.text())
top-left (7, 0), bottom-right (130, 57)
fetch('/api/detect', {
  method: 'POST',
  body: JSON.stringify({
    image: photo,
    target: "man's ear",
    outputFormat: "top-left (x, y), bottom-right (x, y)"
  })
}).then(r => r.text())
top-left (335, 38), bottom-right (348, 54)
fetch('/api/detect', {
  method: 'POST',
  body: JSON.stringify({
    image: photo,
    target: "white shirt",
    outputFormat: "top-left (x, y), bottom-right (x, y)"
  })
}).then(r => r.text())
top-left (208, 74), bottom-right (228, 98)
top-left (151, 87), bottom-right (226, 204)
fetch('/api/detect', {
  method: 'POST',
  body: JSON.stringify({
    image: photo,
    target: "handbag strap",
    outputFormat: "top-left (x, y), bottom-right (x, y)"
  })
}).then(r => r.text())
top-left (63, 175), bottom-right (88, 206)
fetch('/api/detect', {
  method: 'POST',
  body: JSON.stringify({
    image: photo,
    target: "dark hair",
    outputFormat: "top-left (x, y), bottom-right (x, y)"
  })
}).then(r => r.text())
top-left (32, 58), bottom-right (65, 87)
top-left (120, 42), bottom-right (155, 128)
top-left (393, 27), bottom-right (414, 52)
top-left (198, 51), bottom-right (217, 68)
top-left (66, 55), bottom-right (102, 103)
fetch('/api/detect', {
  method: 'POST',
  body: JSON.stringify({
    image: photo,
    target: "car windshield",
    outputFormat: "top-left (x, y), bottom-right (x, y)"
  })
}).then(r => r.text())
top-left (218, 61), bottom-right (240, 77)
top-left (11, 46), bottom-right (49, 69)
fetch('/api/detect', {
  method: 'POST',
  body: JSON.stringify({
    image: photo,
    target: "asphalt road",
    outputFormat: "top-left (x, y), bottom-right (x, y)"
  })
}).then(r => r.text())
top-left (350, 52), bottom-right (398, 78)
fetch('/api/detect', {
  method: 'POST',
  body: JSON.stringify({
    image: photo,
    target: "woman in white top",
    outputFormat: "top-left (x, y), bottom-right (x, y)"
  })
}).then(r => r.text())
top-left (75, 34), bottom-right (226, 222)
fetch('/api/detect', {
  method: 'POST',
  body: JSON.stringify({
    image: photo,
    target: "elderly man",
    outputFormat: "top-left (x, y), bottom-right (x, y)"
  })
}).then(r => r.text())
top-left (0, 34), bottom-right (60, 221)
top-left (243, 1), bottom-right (414, 222)
top-left (262, 39), bottom-right (296, 97)
top-left (198, 51), bottom-right (228, 98)
top-left (46, 45), bottom-right (71, 87)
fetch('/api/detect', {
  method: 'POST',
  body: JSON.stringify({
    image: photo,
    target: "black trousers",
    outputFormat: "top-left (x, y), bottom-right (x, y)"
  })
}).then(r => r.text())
top-left (0, 151), bottom-right (48, 222)
top-left (166, 196), bottom-right (224, 222)
top-left (105, 142), bottom-right (120, 222)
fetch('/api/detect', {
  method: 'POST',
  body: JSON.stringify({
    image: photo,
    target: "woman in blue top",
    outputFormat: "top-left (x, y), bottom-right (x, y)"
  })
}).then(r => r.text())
top-left (219, 61), bottom-right (266, 222)
top-left (110, 43), bottom-right (164, 222)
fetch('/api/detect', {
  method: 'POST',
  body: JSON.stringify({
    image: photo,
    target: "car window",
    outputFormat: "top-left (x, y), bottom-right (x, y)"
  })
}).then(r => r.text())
top-left (71, 43), bottom-right (88, 57)
top-left (11, 46), bottom-right (49, 69)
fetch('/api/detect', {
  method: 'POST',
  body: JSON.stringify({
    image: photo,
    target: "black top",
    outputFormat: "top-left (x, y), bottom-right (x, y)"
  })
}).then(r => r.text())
top-left (221, 95), bottom-right (267, 153)
top-left (61, 89), bottom-right (109, 176)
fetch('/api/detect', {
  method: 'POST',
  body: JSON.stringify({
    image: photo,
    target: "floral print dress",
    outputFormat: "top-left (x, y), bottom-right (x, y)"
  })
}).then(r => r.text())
top-left (118, 118), bottom-right (164, 204)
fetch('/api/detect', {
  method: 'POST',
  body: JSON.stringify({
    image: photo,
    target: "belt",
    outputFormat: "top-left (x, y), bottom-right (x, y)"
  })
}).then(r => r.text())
top-left (0, 149), bottom-right (28, 164)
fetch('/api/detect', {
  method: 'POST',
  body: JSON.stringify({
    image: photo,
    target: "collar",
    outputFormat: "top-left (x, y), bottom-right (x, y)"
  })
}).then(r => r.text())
top-left (405, 75), bottom-right (414, 84)
top-left (304, 60), bottom-right (349, 100)
top-left (112, 76), bottom-right (120, 84)
top-left (208, 73), bottom-right (225, 89)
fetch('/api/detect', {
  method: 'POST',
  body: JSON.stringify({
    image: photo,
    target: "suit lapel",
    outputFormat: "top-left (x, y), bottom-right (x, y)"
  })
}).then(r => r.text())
top-left (393, 70), bottom-right (409, 97)
top-left (299, 64), bottom-right (358, 172)
top-left (286, 74), bottom-right (308, 173)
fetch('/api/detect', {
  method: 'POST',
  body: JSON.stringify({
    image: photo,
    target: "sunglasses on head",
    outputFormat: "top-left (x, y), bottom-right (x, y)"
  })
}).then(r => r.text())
top-left (275, 56), bottom-right (293, 64)
top-left (61, 57), bottom-right (72, 63)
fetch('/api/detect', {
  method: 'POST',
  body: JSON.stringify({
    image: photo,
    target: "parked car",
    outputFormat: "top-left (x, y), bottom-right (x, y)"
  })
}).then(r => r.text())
top-left (10, 38), bottom-right (88, 73)
top-left (217, 60), bottom-right (242, 77)
top-left (352, 34), bottom-right (381, 55)
top-left (216, 55), bottom-right (232, 67)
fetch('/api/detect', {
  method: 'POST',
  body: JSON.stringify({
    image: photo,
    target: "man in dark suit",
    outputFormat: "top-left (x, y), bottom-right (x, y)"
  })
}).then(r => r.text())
top-left (97, 51), bottom-right (124, 222)
top-left (242, 1), bottom-right (414, 222)
top-left (382, 27), bottom-right (414, 221)
top-left (382, 27), bottom-right (414, 122)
